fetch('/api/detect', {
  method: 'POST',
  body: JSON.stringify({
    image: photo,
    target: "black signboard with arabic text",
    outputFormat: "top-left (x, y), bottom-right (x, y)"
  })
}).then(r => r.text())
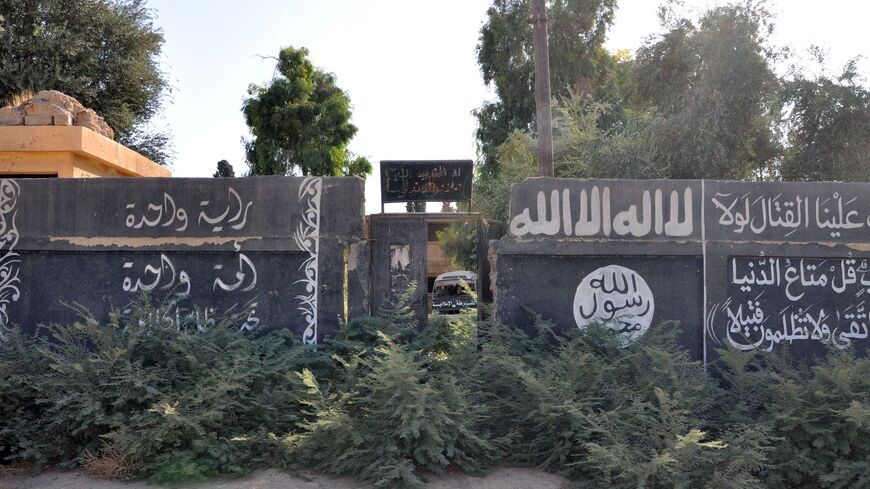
top-left (380, 160), bottom-right (473, 204)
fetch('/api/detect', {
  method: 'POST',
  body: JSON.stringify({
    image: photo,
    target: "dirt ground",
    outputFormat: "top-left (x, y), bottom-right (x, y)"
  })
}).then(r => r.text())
top-left (0, 467), bottom-right (570, 489)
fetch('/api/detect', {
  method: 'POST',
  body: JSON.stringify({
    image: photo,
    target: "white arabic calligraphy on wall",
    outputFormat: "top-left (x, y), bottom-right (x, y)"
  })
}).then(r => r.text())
top-left (119, 180), bottom-right (324, 340)
top-left (125, 187), bottom-right (253, 233)
top-left (510, 187), bottom-right (694, 238)
top-left (707, 257), bottom-right (870, 352)
top-left (295, 177), bottom-right (322, 345)
top-left (120, 243), bottom-right (261, 332)
top-left (574, 265), bottom-right (655, 344)
top-left (711, 192), bottom-right (869, 239)
top-left (0, 179), bottom-right (21, 334)
top-left (125, 295), bottom-right (261, 334)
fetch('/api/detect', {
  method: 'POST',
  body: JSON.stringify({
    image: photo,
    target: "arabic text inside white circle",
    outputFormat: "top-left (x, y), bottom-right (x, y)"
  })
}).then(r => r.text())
top-left (573, 265), bottom-right (655, 344)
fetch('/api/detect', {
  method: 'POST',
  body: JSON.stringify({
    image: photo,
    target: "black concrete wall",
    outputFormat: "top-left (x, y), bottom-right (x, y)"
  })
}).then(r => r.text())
top-left (494, 253), bottom-right (704, 354)
top-left (347, 240), bottom-right (371, 321)
top-left (0, 176), bottom-right (365, 344)
top-left (477, 219), bottom-right (504, 306)
top-left (494, 177), bottom-right (870, 363)
top-left (368, 215), bottom-right (428, 325)
top-left (10, 174), bottom-right (865, 361)
top-left (702, 180), bottom-right (870, 360)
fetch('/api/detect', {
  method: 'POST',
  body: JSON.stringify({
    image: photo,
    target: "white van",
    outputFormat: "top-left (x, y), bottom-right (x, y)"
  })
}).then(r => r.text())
top-left (431, 270), bottom-right (477, 316)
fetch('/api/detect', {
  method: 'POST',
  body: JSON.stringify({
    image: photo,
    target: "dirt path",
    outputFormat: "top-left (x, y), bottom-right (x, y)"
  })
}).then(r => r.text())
top-left (0, 467), bottom-right (569, 489)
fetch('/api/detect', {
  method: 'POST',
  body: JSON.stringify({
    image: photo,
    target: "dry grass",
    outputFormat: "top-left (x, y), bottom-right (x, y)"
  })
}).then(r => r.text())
top-left (80, 442), bottom-right (140, 481)
top-left (1, 90), bottom-right (34, 108)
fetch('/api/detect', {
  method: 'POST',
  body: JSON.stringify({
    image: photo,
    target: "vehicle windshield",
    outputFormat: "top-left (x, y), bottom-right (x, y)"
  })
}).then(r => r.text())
top-left (433, 281), bottom-right (474, 297)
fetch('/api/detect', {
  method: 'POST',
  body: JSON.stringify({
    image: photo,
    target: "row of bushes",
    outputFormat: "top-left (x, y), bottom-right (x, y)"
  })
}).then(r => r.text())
top-left (0, 295), bottom-right (869, 488)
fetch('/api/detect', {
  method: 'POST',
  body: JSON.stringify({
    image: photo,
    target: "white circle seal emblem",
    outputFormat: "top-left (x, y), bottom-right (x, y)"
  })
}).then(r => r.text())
top-left (573, 265), bottom-right (655, 344)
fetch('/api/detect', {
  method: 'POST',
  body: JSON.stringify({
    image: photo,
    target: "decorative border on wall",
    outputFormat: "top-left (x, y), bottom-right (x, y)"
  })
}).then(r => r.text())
top-left (0, 179), bottom-right (21, 336)
top-left (295, 177), bottom-right (323, 344)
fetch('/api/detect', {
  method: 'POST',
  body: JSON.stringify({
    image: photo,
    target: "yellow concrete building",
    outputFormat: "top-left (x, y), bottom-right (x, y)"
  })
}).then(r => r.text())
top-left (0, 90), bottom-right (170, 178)
top-left (0, 125), bottom-right (170, 178)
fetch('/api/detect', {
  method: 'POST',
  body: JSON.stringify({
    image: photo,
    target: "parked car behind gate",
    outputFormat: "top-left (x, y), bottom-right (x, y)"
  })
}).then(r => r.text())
top-left (431, 270), bottom-right (477, 316)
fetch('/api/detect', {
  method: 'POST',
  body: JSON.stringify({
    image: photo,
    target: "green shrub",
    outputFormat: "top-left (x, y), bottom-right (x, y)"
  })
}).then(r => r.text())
top-left (716, 348), bottom-right (870, 489)
top-left (289, 305), bottom-right (494, 489)
top-left (149, 455), bottom-right (212, 485)
top-left (290, 337), bottom-right (494, 488)
top-left (2, 292), bottom-right (870, 489)
top-left (0, 296), bottom-right (330, 481)
top-left (471, 316), bottom-right (771, 488)
top-left (0, 326), bottom-right (52, 471)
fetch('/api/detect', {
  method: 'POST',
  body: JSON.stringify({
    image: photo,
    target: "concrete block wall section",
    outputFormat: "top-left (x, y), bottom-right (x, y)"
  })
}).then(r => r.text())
top-left (0, 176), bottom-right (365, 345)
top-left (367, 215), bottom-right (429, 326)
top-left (8, 173), bottom-right (864, 363)
top-left (494, 177), bottom-right (870, 362)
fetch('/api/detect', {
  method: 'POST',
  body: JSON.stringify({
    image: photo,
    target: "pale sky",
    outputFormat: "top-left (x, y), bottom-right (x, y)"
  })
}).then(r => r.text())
top-left (146, 0), bottom-right (869, 214)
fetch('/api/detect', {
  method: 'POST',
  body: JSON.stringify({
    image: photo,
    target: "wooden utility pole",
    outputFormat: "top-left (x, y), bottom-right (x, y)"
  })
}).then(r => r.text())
top-left (531, 0), bottom-right (554, 177)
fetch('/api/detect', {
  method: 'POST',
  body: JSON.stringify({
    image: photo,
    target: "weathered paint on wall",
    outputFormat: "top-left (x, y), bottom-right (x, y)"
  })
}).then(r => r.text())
top-left (368, 213), bottom-right (491, 325)
top-left (368, 215), bottom-right (428, 325)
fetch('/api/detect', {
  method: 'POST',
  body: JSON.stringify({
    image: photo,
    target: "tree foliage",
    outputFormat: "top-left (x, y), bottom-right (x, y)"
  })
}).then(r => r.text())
top-left (472, 130), bottom-right (537, 222)
top-left (780, 54), bottom-right (870, 182)
top-left (213, 159), bottom-right (235, 178)
top-left (0, 0), bottom-right (171, 164)
top-left (473, 97), bottom-right (662, 222)
top-left (475, 0), bottom-right (618, 175)
top-left (631, 1), bottom-right (781, 180)
top-left (552, 97), bottom-right (663, 179)
top-left (435, 220), bottom-right (478, 271)
top-left (242, 46), bottom-right (371, 177)
top-left (474, 0), bottom-right (869, 222)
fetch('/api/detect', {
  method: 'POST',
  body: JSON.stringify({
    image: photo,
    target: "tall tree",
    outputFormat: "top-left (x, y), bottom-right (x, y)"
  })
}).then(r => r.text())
top-left (0, 0), bottom-right (171, 164)
top-left (475, 1), bottom-right (785, 221)
top-left (242, 46), bottom-right (371, 177)
top-left (631, 1), bottom-right (781, 180)
top-left (780, 55), bottom-right (870, 182)
top-left (476, 0), bottom-right (869, 224)
top-left (213, 159), bottom-right (235, 178)
top-left (475, 0), bottom-right (618, 175)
